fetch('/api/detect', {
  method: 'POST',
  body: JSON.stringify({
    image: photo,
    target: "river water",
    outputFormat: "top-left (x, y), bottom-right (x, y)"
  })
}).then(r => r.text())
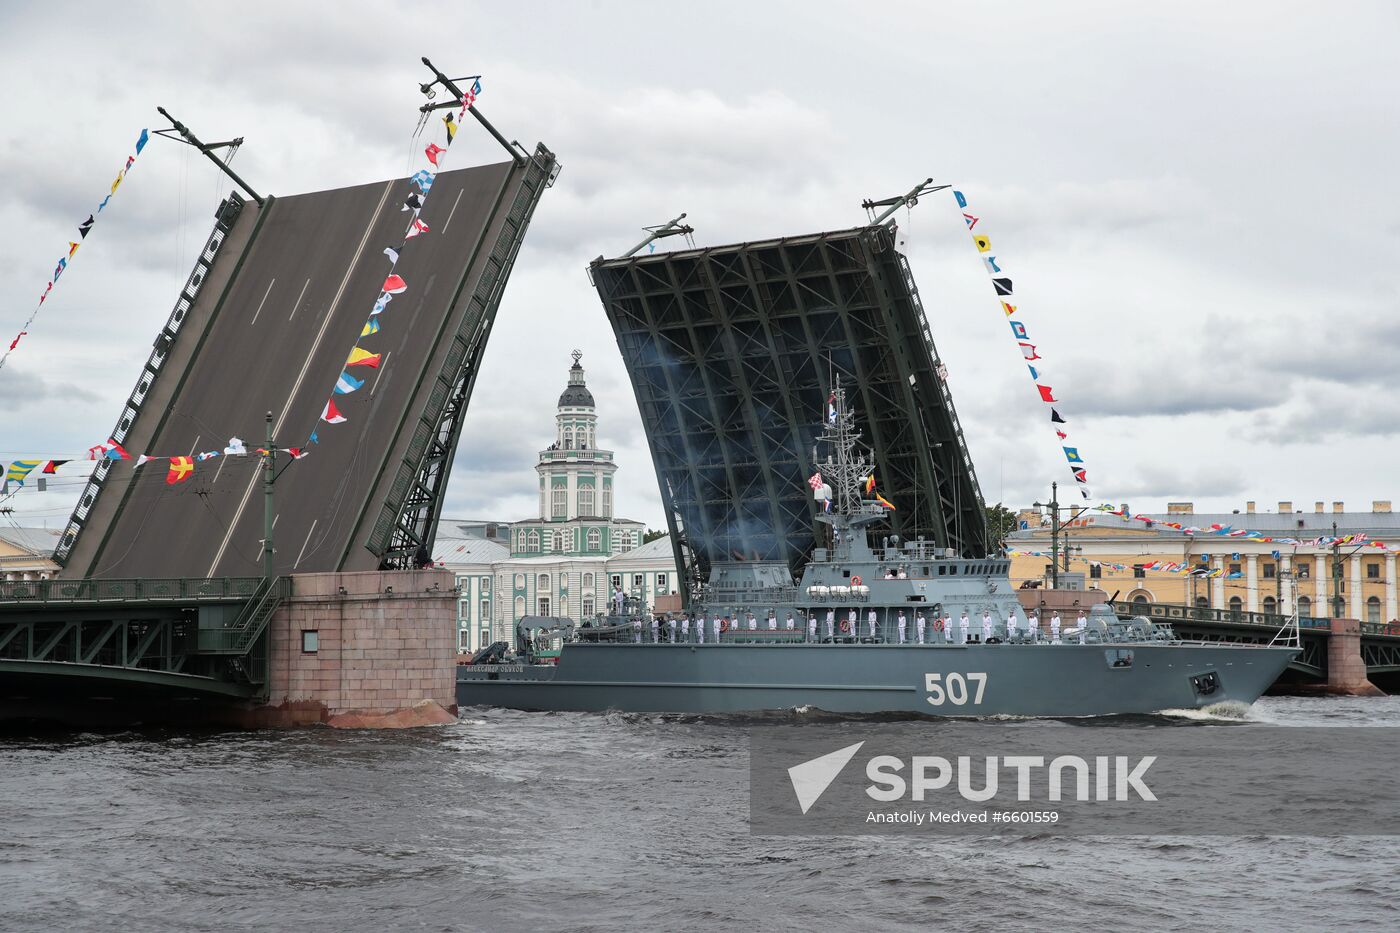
top-left (3, 696), bottom-right (1399, 932)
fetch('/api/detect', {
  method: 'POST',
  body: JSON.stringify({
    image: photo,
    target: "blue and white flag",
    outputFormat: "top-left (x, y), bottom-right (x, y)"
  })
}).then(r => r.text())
top-left (411, 170), bottom-right (434, 194)
top-left (335, 371), bottom-right (364, 395)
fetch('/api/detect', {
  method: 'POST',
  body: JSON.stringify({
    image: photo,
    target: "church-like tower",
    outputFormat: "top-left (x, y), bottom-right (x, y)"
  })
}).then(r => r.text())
top-left (510, 351), bottom-right (637, 557)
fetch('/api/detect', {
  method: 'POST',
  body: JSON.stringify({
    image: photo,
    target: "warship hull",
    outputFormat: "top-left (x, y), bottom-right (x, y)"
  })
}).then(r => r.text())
top-left (457, 641), bottom-right (1297, 717)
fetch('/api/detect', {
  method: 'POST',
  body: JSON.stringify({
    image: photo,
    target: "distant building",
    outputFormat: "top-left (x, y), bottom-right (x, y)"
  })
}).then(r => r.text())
top-left (1008, 499), bottom-right (1400, 623)
top-left (0, 527), bottom-right (61, 582)
top-left (435, 353), bottom-right (681, 652)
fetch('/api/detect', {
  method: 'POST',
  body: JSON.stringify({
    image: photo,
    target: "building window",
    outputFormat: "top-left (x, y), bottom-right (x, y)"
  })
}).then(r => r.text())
top-left (538, 573), bottom-right (550, 591)
top-left (1133, 565), bottom-right (1145, 579)
top-left (1229, 563), bottom-right (1241, 575)
top-left (564, 429), bottom-right (573, 449)
top-left (301, 630), bottom-right (319, 653)
top-left (602, 485), bottom-right (612, 518)
top-left (458, 629), bottom-right (471, 651)
top-left (632, 573), bottom-right (644, 592)
top-left (1367, 596), bottom-right (1381, 623)
top-left (1263, 596), bottom-right (1276, 615)
top-left (538, 596), bottom-right (551, 615)
top-left (458, 598), bottom-right (470, 621)
top-left (583, 572), bottom-right (594, 589)
top-left (1195, 596), bottom-right (1209, 609)
top-left (582, 596), bottom-right (594, 616)
top-left (552, 486), bottom-right (567, 519)
top-left (514, 573), bottom-right (525, 590)
top-left (1367, 563), bottom-right (1381, 580)
top-left (1263, 563), bottom-right (1276, 579)
top-left (610, 574), bottom-right (621, 590)
top-left (620, 531), bottom-right (633, 553)
top-left (526, 531), bottom-right (539, 552)
top-left (1228, 596), bottom-right (1243, 615)
top-left (1131, 593), bottom-right (1149, 611)
top-left (657, 573), bottom-right (668, 591)
top-left (587, 528), bottom-right (601, 552)
top-left (1297, 564), bottom-right (1310, 579)
top-left (514, 595), bottom-right (526, 619)
top-left (1298, 596), bottom-right (1312, 618)
top-left (1089, 564), bottom-right (1102, 579)
top-left (579, 486), bottom-right (595, 516)
top-left (479, 599), bottom-right (489, 621)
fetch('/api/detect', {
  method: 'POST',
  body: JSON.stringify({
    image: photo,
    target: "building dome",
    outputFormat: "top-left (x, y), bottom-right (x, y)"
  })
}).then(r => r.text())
top-left (558, 351), bottom-right (595, 408)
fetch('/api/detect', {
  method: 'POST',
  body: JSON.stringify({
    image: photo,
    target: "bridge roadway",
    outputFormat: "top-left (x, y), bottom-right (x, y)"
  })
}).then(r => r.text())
top-left (63, 160), bottom-right (526, 579)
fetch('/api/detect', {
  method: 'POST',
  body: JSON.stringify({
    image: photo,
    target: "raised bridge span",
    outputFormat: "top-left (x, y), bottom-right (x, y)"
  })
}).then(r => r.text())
top-left (58, 147), bottom-right (557, 580)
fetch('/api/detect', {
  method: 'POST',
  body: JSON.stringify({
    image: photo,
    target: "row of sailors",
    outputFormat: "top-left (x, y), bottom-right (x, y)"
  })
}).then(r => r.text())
top-left (631, 609), bottom-right (1091, 644)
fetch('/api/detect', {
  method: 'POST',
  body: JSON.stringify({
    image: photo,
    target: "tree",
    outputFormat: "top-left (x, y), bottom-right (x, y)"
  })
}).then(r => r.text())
top-left (985, 502), bottom-right (1017, 550)
top-left (642, 528), bottom-right (667, 544)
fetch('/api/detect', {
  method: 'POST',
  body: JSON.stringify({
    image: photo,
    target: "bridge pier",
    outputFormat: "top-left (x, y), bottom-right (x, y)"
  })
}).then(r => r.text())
top-left (1320, 618), bottom-right (1385, 697)
top-left (242, 568), bottom-right (459, 727)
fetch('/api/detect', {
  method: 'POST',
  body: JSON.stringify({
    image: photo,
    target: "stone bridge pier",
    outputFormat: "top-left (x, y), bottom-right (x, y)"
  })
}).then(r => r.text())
top-left (1323, 618), bottom-right (1386, 697)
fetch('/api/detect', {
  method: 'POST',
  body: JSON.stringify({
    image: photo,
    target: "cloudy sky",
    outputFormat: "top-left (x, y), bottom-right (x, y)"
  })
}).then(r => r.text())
top-left (0, 1), bottom-right (1396, 535)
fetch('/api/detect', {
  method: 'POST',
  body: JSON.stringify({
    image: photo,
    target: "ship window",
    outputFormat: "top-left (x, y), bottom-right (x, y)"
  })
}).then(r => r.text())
top-left (949, 565), bottom-right (957, 576)
top-left (938, 566), bottom-right (946, 576)
top-left (922, 567), bottom-right (929, 576)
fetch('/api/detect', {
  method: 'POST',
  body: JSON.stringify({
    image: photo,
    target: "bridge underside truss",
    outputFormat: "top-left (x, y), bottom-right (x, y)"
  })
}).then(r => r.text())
top-left (591, 224), bottom-right (988, 591)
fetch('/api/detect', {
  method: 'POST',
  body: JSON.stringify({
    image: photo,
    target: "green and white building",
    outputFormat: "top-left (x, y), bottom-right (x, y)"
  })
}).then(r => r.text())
top-left (434, 352), bottom-right (681, 652)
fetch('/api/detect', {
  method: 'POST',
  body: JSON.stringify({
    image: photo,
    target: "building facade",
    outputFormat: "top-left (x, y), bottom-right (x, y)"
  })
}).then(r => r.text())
top-left (435, 353), bottom-right (681, 652)
top-left (1008, 500), bottom-right (1400, 623)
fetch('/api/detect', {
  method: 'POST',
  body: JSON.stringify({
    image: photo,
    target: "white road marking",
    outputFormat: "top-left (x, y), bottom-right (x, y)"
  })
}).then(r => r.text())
top-left (249, 278), bottom-right (276, 325)
top-left (287, 277), bottom-right (312, 321)
top-left (294, 519), bottom-right (318, 569)
top-left (440, 188), bottom-right (464, 235)
top-left (206, 182), bottom-right (396, 577)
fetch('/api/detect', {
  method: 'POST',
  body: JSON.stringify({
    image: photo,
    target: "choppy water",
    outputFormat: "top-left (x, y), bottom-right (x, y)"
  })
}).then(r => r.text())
top-left (3, 696), bottom-right (1399, 932)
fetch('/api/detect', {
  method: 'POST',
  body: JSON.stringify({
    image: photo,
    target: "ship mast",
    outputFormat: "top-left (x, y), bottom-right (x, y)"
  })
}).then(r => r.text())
top-left (812, 378), bottom-right (883, 529)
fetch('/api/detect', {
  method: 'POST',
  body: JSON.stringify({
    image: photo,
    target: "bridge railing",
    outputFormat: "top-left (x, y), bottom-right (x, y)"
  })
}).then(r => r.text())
top-left (0, 577), bottom-right (265, 606)
top-left (195, 576), bottom-right (290, 654)
top-left (1109, 600), bottom-right (1328, 630)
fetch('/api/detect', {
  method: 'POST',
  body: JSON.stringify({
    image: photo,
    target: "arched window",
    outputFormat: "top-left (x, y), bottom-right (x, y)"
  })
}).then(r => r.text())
top-left (578, 486), bottom-right (595, 516)
top-left (527, 530), bottom-right (539, 552)
top-left (1194, 596), bottom-right (1209, 609)
top-left (564, 429), bottom-right (573, 449)
top-left (538, 573), bottom-right (550, 592)
top-left (1367, 596), bottom-right (1381, 623)
top-left (1131, 593), bottom-right (1149, 612)
top-left (514, 595), bottom-right (525, 619)
top-left (1262, 596), bottom-right (1277, 615)
top-left (1228, 596), bottom-right (1243, 616)
top-left (1297, 596), bottom-right (1312, 618)
top-left (583, 572), bottom-right (594, 589)
top-left (587, 528), bottom-right (601, 552)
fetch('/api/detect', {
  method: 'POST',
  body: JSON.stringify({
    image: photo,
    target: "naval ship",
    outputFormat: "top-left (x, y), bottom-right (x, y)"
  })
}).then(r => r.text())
top-left (457, 385), bottom-right (1297, 717)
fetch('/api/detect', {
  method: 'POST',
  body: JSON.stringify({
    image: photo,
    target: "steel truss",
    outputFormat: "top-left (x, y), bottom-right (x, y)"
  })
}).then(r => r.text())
top-left (591, 223), bottom-right (988, 593)
top-left (371, 145), bottom-right (560, 568)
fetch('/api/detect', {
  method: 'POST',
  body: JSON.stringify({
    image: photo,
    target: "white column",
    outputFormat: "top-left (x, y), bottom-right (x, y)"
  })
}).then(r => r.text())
top-left (1279, 555), bottom-right (1292, 615)
top-left (1212, 556), bottom-right (1225, 608)
top-left (1246, 554), bottom-right (1259, 613)
top-left (1351, 555), bottom-right (1363, 620)
top-left (1387, 553), bottom-right (1397, 623)
top-left (1315, 554), bottom-right (1327, 611)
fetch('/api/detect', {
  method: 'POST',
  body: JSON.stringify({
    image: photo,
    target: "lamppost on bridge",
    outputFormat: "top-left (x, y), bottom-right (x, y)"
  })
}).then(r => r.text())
top-left (1032, 481), bottom-right (1091, 590)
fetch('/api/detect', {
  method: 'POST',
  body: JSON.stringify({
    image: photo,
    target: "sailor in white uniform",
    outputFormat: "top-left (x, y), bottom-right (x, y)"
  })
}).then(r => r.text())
top-left (681, 616), bottom-right (691, 642)
top-left (915, 610), bottom-right (926, 644)
top-left (633, 617), bottom-right (643, 643)
top-left (980, 611), bottom-right (993, 643)
top-left (867, 608), bottom-right (879, 639)
top-left (696, 615), bottom-right (704, 644)
top-left (1076, 610), bottom-right (1088, 645)
top-left (847, 609), bottom-right (858, 638)
top-left (668, 617), bottom-right (677, 643)
top-left (806, 613), bottom-right (817, 641)
top-left (650, 616), bottom-right (660, 643)
top-left (712, 614), bottom-right (723, 643)
top-left (959, 611), bottom-right (970, 645)
top-left (1049, 612), bottom-right (1061, 644)
top-left (785, 612), bottom-right (796, 631)
top-left (1005, 609), bottom-right (1018, 642)
top-left (825, 609), bottom-right (836, 639)
top-left (896, 610), bottom-right (908, 644)
top-left (768, 611), bottom-right (778, 631)
top-left (1027, 612), bottom-right (1040, 643)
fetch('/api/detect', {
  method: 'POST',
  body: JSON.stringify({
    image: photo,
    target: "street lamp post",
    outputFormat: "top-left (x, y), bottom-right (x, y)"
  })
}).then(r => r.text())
top-left (1032, 481), bottom-right (1091, 591)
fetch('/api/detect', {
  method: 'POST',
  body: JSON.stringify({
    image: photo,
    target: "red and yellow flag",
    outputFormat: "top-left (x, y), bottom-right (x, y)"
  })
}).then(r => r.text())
top-left (876, 493), bottom-right (896, 511)
top-left (166, 456), bottom-right (194, 485)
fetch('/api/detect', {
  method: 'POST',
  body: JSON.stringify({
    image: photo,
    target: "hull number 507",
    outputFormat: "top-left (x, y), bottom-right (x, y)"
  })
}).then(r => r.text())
top-left (925, 672), bottom-right (987, 706)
